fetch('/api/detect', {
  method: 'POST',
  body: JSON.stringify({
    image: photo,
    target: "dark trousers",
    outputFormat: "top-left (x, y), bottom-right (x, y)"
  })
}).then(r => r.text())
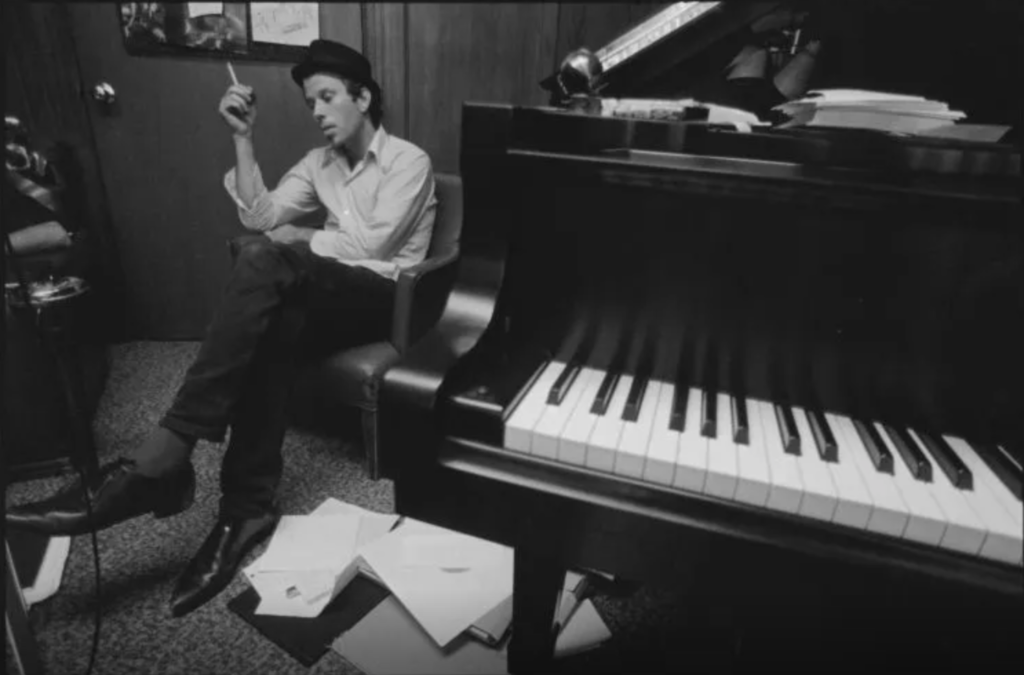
top-left (159, 234), bottom-right (395, 518)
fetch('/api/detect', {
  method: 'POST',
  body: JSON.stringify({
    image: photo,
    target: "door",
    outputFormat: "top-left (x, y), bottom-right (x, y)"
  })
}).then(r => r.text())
top-left (66, 3), bottom-right (355, 338)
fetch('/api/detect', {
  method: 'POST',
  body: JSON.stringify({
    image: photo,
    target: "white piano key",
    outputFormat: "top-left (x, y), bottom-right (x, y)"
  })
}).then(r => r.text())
top-left (557, 368), bottom-right (607, 467)
top-left (642, 383), bottom-right (682, 486)
top-left (752, 399), bottom-right (803, 514)
top-left (704, 392), bottom-right (739, 500)
top-left (614, 380), bottom-right (663, 479)
top-left (830, 415), bottom-right (909, 539)
top-left (734, 397), bottom-right (771, 508)
top-left (532, 367), bottom-right (602, 459)
top-left (791, 406), bottom-right (838, 522)
top-left (822, 412), bottom-right (874, 530)
top-left (672, 386), bottom-right (708, 493)
top-left (504, 360), bottom-right (565, 453)
top-left (943, 436), bottom-right (1022, 564)
top-left (585, 374), bottom-right (634, 473)
top-left (874, 422), bottom-right (948, 547)
top-left (905, 428), bottom-right (986, 556)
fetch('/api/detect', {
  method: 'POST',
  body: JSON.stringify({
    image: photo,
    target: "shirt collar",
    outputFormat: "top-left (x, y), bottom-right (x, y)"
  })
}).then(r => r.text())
top-left (322, 125), bottom-right (389, 171)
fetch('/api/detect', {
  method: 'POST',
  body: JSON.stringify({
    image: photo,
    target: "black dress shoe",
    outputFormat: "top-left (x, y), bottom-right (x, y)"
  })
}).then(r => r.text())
top-left (5, 459), bottom-right (195, 537)
top-left (170, 510), bottom-right (279, 618)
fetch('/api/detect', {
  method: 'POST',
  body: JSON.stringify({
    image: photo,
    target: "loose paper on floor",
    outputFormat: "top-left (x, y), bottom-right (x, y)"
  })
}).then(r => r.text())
top-left (243, 498), bottom-right (397, 617)
top-left (356, 518), bottom-right (515, 648)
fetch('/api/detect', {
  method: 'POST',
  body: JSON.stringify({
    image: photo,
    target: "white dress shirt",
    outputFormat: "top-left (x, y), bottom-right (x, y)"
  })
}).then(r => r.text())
top-left (223, 126), bottom-right (436, 280)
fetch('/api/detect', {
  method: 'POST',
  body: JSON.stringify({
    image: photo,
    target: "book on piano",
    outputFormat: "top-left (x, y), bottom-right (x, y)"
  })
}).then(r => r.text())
top-left (600, 97), bottom-right (769, 129)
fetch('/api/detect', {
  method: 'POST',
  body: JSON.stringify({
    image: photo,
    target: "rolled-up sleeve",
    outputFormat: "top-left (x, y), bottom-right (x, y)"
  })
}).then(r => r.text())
top-left (309, 153), bottom-right (433, 262)
top-left (223, 153), bottom-right (321, 232)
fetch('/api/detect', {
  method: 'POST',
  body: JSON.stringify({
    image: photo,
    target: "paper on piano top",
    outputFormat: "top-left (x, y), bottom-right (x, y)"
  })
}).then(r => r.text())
top-left (244, 498), bottom-right (398, 617)
top-left (775, 89), bottom-right (965, 117)
top-left (803, 89), bottom-right (932, 103)
top-left (356, 518), bottom-right (514, 648)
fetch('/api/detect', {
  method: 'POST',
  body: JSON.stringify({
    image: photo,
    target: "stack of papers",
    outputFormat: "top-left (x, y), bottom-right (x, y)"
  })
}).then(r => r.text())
top-left (773, 89), bottom-right (968, 135)
top-left (243, 498), bottom-right (398, 617)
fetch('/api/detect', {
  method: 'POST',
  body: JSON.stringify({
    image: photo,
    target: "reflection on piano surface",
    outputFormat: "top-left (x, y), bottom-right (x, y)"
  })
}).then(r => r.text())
top-left (381, 4), bottom-right (1022, 672)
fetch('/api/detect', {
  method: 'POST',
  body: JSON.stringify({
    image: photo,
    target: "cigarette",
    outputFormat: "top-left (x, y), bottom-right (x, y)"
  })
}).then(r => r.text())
top-left (226, 60), bottom-right (239, 86)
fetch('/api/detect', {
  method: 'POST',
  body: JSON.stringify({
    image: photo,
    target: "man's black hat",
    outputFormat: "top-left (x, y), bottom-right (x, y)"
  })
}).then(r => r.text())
top-left (291, 39), bottom-right (380, 96)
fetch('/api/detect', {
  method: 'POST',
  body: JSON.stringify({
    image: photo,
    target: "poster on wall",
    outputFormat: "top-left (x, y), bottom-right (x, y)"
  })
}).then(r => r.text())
top-left (250, 3), bottom-right (319, 46)
top-left (117, 2), bottom-right (317, 63)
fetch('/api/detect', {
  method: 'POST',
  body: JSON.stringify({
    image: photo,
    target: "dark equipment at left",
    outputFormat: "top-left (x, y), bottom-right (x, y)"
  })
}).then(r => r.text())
top-left (4, 114), bottom-right (109, 482)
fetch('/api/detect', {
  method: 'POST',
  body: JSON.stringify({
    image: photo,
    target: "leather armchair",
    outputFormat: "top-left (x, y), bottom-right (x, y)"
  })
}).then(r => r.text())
top-left (289, 173), bottom-right (463, 479)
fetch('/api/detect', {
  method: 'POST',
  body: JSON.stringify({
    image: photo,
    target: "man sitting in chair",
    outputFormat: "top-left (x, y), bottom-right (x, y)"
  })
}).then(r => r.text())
top-left (6, 39), bottom-right (437, 617)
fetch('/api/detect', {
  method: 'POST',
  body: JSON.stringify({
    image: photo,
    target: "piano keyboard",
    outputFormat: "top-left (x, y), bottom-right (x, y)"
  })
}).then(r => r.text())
top-left (504, 360), bottom-right (1024, 566)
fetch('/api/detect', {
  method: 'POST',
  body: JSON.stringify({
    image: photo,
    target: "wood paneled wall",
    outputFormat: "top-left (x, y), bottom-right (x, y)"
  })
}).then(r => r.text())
top-left (361, 2), bottom-right (656, 174)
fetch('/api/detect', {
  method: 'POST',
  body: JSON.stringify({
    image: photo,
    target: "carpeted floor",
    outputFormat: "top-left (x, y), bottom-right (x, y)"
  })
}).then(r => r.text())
top-left (5, 342), bottom-right (740, 675)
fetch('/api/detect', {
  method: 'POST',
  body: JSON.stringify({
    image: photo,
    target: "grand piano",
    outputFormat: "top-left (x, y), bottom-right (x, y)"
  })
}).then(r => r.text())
top-left (380, 2), bottom-right (1023, 672)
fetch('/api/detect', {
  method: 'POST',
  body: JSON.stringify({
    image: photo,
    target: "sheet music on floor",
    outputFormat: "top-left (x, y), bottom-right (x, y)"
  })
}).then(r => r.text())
top-left (242, 498), bottom-right (398, 617)
top-left (355, 518), bottom-right (515, 648)
top-left (243, 498), bottom-right (615, 661)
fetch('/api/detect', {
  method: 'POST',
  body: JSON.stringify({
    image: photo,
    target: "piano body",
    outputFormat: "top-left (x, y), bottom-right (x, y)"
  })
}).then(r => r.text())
top-left (380, 3), bottom-right (1023, 672)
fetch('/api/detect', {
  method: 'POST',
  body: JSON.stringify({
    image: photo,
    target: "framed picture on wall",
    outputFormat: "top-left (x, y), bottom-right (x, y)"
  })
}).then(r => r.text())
top-left (117, 2), bottom-right (320, 63)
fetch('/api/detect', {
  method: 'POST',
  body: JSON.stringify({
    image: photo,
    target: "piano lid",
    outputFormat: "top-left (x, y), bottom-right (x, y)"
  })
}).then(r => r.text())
top-left (595, 1), bottom-right (726, 72)
top-left (543, 1), bottom-right (787, 100)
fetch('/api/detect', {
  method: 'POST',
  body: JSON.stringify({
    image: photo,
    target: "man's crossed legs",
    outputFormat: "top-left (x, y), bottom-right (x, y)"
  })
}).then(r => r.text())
top-left (6, 235), bottom-right (394, 615)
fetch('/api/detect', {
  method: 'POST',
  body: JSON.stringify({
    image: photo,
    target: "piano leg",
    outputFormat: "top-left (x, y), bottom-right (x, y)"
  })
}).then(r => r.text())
top-left (508, 547), bottom-right (564, 674)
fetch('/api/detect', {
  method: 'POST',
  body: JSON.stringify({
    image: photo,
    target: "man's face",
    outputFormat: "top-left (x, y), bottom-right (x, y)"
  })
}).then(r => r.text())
top-left (303, 73), bottom-right (370, 150)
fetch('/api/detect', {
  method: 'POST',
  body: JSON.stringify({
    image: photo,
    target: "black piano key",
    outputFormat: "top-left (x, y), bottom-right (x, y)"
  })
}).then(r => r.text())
top-left (700, 387), bottom-right (717, 438)
top-left (972, 442), bottom-right (1022, 501)
top-left (621, 375), bottom-right (649, 422)
top-left (668, 384), bottom-right (689, 432)
top-left (805, 408), bottom-right (838, 462)
top-left (547, 361), bottom-right (582, 406)
top-left (773, 404), bottom-right (800, 455)
top-left (852, 419), bottom-right (893, 474)
top-left (730, 394), bottom-right (749, 445)
top-left (882, 424), bottom-right (932, 482)
top-left (590, 370), bottom-right (621, 416)
top-left (915, 430), bottom-right (973, 490)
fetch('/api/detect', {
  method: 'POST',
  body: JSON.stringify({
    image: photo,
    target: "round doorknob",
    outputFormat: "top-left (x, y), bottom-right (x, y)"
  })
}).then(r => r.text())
top-left (91, 82), bottom-right (117, 104)
top-left (5, 114), bottom-right (26, 135)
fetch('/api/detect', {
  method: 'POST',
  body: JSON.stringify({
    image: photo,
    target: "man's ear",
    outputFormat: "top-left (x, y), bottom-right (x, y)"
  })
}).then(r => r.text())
top-left (357, 87), bottom-right (372, 115)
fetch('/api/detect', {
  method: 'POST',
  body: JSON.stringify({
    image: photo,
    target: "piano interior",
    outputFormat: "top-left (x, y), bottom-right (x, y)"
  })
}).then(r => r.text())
top-left (381, 2), bottom-right (1023, 672)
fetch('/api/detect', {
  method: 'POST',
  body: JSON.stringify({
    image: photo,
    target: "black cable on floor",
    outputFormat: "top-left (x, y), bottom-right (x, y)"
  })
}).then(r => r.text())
top-left (75, 465), bottom-right (101, 675)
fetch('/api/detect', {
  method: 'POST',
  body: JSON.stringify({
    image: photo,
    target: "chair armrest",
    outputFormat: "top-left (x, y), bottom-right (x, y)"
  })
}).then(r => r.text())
top-left (390, 246), bottom-right (460, 353)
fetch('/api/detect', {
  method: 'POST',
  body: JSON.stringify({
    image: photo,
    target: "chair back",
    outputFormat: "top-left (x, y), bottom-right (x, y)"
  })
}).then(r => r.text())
top-left (427, 173), bottom-right (463, 259)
